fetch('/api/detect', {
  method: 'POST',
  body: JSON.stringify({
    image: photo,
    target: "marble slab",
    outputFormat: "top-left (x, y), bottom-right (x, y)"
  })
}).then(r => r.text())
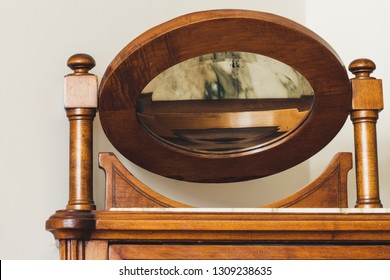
top-left (109, 208), bottom-right (390, 213)
top-left (142, 52), bottom-right (314, 100)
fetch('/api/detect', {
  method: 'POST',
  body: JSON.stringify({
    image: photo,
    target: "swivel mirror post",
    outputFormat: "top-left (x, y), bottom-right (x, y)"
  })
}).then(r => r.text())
top-left (45, 54), bottom-right (98, 260)
top-left (349, 58), bottom-right (383, 208)
top-left (64, 54), bottom-right (97, 211)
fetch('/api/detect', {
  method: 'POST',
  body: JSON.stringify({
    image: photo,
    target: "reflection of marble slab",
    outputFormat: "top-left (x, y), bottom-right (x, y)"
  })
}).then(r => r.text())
top-left (143, 52), bottom-right (314, 100)
top-left (110, 208), bottom-right (390, 213)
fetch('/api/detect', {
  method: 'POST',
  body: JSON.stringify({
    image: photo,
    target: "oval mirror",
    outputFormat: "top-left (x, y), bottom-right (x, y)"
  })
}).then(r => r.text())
top-left (137, 52), bottom-right (314, 154)
top-left (99, 10), bottom-right (351, 182)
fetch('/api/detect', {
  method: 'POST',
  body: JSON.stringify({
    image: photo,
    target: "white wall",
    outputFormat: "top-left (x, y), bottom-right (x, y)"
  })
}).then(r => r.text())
top-left (305, 0), bottom-right (390, 207)
top-left (0, 0), bottom-right (388, 260)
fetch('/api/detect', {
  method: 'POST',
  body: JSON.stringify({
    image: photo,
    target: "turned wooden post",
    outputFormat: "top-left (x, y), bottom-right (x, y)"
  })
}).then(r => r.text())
top-left (64, 54), bottom-right (97, 210)
top-left (349, 58), bottom-right (383, 208)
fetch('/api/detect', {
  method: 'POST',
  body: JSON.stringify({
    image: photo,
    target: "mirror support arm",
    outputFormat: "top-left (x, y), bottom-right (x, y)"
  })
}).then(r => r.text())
top-left (349, 58), bottom-right (383, 208)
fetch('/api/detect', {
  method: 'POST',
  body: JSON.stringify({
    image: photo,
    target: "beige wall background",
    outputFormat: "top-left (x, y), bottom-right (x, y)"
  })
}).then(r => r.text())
top-left (0, 0), bottom-right (389, 259)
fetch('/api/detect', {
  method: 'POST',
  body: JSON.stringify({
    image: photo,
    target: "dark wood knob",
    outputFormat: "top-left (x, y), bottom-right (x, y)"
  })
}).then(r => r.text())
top-left (67, 53), bottom-right (96, 74)
top-left (349, 58), bottom-right (376, 78)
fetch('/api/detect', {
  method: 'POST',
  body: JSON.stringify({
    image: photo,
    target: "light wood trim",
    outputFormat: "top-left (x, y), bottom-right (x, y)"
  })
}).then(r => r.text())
top-left (64, 75), bottom-right (98, 108)
top-left (64, 53), bottom-right (98, 108)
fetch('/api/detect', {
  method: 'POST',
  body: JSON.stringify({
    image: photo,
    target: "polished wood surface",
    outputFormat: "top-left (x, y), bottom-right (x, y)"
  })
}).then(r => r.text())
top-left (66, 108), bottom-right (96, 210)
top-left (48, 210), bottom-right (390, 241)
top-left (85, 241), bottom-right (108, 260)
top-left (47, 210), bottom-right (390, 259)
top-left (110, 244), bottom-right (390, 260)
top-left (92, 210), bottom-right (390, 240)
top-left (67, 53), bottom-right (96, 74)
top-left (98, 9), bottom-right (351, 182)
top-left (349, 59), bottom-right (383, 208)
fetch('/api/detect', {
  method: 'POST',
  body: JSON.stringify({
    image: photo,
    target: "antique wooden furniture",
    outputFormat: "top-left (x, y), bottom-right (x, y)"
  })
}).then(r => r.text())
top-left (46, 10), bottom-right (390, 260)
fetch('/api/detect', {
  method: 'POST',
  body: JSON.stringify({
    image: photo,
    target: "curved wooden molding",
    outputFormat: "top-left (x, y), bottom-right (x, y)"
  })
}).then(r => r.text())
top-left (46, 210), bottom-right (95, 240)
top-left (99, 153), bottom-right (192, 208)
top-left (263, 153), bottom-right (351, 208)
top-left (99, 152), bottom-right (351, 209)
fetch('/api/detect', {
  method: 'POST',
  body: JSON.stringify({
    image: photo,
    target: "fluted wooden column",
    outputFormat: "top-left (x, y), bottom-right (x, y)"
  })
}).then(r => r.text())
top-left (64, 54), bottom-right (97, 211)
top-left (349, 59), bottom-right (383, 208)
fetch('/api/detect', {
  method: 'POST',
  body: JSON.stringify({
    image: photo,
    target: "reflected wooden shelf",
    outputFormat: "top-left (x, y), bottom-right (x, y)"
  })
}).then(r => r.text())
top-left (137, 94), bottom-right (313, 152)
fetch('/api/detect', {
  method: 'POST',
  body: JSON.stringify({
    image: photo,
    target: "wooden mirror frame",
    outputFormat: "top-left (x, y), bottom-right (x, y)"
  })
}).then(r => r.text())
top-left (99, 9), bottom-right (351, 183)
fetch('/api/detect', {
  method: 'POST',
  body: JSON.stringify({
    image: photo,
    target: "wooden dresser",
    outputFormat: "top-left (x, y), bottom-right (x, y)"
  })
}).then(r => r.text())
top-left (46, 10), bottom-right (390, 260)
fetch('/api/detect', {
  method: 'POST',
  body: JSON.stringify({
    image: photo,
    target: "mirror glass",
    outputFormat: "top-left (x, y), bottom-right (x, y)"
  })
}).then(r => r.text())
top-left (137, 52), bottom-right (314, 154)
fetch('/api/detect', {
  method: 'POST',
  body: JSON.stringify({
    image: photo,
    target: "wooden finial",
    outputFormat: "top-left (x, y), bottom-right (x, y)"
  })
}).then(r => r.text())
top-left (67, 53), bottom-right (96, 74)
top-left (349, 58), bottom-right (376, 79)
